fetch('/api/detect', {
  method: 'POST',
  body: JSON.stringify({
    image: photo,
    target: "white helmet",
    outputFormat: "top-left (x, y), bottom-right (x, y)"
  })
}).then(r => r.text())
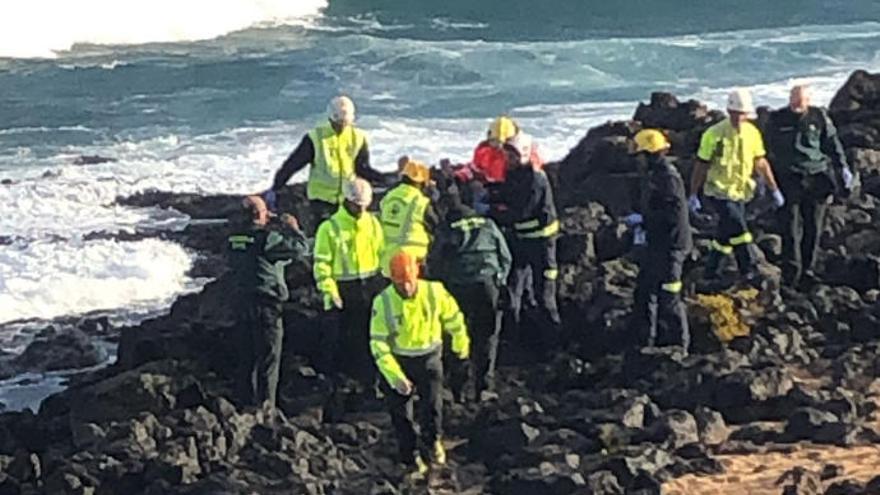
top-left (727, 88), bottom-right (755, 116)
top-left (343, 178), bottom-right (373, 207)
top-left (328, 95), bottom-right (356, 126)
top-left (507, 132), bottom-right (533, 165)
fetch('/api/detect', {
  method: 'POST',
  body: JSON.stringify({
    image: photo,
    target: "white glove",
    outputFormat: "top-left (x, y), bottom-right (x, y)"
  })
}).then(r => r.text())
top-left (772, 189), bottom-right (786, 208)
top-left (623, 213), bottom-right (643, 227)
top-left (688, 195), bottom-right (702, 214)
top-left (633, 226), bottom-right (647, 246)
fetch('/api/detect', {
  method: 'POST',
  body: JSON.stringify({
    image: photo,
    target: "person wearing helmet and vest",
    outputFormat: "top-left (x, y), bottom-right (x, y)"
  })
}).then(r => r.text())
top-left (427, 190), bottom-right (512, 401)
top-left (765, 84), bottom-right (855, 288)
top-left (689, 88), bottom-right (783, 283)
top-left (495, 132), bottom-right (561, 348)
top-left (268, 95), bottom-right (386, 232)
top-left (626, 130), bottom-right (693, 351)
top-left (227, 195), bottom-right (309, 408)
top-left (370, 251), bottom-right (470, 477)
top-left (378, 159), bottom-right (440, 277)
top-left (472, 116), bottom-right (544, 183)
top-left (313, 178), bottom-right (385, 404)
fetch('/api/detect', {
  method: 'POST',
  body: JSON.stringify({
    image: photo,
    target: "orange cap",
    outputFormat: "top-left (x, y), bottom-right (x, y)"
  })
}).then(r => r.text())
top-left (389, 251), bottom-right (419, 285)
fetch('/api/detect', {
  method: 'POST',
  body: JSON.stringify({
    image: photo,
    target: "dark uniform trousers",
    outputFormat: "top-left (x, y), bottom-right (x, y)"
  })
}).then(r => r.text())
top-left (382, 350), bottom-right (444, 464)
top-left (237, 299), bottom-right (285, 408)
top-left (509, 236), bottom-right (561, 344)
top-left (321, 276), bottom-right (385, 389)
top-left (704, 197), bottom-right (755, 278)
top-left (633, 249), bottom-right (690, 350)
top-left (445, 280), bottom-right (502, 398)
top-left (776, 172), bottom-right (833, 286)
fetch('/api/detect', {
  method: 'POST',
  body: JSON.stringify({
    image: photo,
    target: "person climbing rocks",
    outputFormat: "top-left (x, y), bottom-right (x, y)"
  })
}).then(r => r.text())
top-left (227, 195), bottom-right (309, 409)
top-left (765, 84), bottom-right (855, 288)
top-left (267, 95), bottom-right (387, 232)
top-left (313, 178), bottom-right (385, 412)
top-left (370, 251), bottom-right (470, 478)
top-left (689, 88), bottom-right (783, 284)
top-left (626, 129), bottom-right (693, 351)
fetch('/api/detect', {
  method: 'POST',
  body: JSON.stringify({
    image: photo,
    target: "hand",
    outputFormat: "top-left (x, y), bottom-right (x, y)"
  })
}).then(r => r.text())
top-left (772, 189), bottom-right (786, 208)
top-left (393, 378), bottom-right (413, 396)
top-left (688, 195), bottom-right (702, 214)
top-left (623, 213), bottom-right (643, 227)
top-left (842, 167), bottom-right (855, 191)
top-left (323, 293), bottom-right (343, 310)
top-left (261, 189), bottom-right (278, 212)
top-left (279, 213), bottom-right (300, 231)
top-left (633, 226), bottom-right (647, 246)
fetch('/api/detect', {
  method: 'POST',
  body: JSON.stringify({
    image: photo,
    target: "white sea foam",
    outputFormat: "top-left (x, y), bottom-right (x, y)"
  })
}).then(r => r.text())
top-left (0, 0), bottom-right (328, 58)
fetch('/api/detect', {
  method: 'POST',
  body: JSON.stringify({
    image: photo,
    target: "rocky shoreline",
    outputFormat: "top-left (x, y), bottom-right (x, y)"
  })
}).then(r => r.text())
top-left (1, 70), bottom-right (880, 494)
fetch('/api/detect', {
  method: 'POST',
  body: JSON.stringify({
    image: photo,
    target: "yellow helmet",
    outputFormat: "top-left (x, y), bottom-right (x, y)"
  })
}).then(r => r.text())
top-left (633, 129), bottom-right (670, 154)
top-left (488, 116), bottom-right (518, 142)
top-left (401, 160), bottom-right (431, 184)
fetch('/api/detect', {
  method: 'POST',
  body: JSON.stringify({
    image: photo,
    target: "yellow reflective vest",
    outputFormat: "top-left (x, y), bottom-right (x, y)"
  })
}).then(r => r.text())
top-left (697, 119), bottom-right (767, 202)
top-left (378, 183), bottom-right (431, 275)
top-left (369, 280), bottom-right (469, 387)
top-left (307, 122), bottom-right (368, 204)
top-left (313, 207), bottom-right (384, 304)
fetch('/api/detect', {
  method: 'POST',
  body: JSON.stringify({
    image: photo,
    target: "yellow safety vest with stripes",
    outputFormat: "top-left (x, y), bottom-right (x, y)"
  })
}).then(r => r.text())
top-left (379, 182), bottom-right (431, 274)
top-left (697, 119), bottom-right (767, 202)
top-left (313, 207), bottom-right (384, 304)
top-left (369, 280), bottom-right (470, 387)
top-left (307, 122), bottom-right (368, 204)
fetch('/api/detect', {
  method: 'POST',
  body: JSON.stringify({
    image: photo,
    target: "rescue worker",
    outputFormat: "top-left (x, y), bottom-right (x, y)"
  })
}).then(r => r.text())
top-left (268, 96), bottom-right (386, 231)
top-left (689, 88), bottom-right (784, 282)
top-left (427, 191), bottom-right (512, 401)
top-left (378, 160), bottom-right (440, 276)
top-left (370, 251), bottom-right (470, 477)
top-left (227, 195), bottom-right (309, 408)
top-left (313, 178), bottom-right (385, 401)
top-left (495, 132), bottom-right (561, 347)
top-left (626, 130), bottom-right (693, 351)
top-left (765, 84), bottom-right (855, 288)
top-left (472, 116), bottom-right (544, 183)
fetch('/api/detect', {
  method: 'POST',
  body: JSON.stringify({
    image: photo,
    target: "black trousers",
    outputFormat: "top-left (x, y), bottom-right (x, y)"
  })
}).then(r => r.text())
top-left (777, 172), bottom-right (833, 286)
top-left (382, 351), bottom-right (444, 465)
top-left (308, 200), bottom-right (339, 235)
top-left (445, 280), bottom-right (502, 398)
top-left (237, 300), bottom-right (285, 408)
top-left (509, 237), bottom-right (561, 340)
top-left (633, 249), bottom-right (690, 350)
top-left (704, 197), bottom-right (755, 278)
top-left (320, 276), bottom-right (385, 389)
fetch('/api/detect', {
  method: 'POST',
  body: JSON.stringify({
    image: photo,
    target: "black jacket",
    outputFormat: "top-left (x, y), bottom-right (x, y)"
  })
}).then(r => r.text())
top-left (765, 106), bottom-right (849, 181)
top-left (642, 155), bottom-right (692, 253)
top-left (271, 133), bottom-right (384, 191)
top-left (495, 165), bottom-right (558, 238)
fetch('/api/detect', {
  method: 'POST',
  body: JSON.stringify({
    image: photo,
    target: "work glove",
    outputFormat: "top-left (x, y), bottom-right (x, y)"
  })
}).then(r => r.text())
top-left (323, 293), bottom-right (343, 311)
top-left (842, 167), bottom-right (855, 191)
top-left (772, 189), bottom-right (786, 208)
top-left (633, 226), bottom-right (647, 246)
top-left (687, 195), bottom-right (702, 214)
top-left (392, 377), bottom-right (413, 396)
top-left (261, 189), bottom-right (278, 212)
top-left (623, 213), bottom-right (643, 227)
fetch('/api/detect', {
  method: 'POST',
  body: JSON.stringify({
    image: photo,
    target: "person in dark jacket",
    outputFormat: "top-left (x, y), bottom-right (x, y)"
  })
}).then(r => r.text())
top-left (428, 191), bottom-right (512, 400)
top-left (227, 195), bottom-right (310, 408)
top-left (626, 130), bottom-right (693, 351)
top-left (494, 132), bottom-right (561, 349)
top-left (765, 84), bottom-right (855, 288)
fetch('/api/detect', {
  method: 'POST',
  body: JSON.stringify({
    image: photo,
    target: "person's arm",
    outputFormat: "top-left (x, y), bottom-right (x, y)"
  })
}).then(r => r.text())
top-left (754, 156), bottom-right (779, 191)
top-left (819, 108), bottom-right (850, 171)
top-left (264, 217), bottom-right (309, 262)
top-left (423, 201), bottom-right (441, 233)
top-left (354, 141), bottom-right (386, 183)
top-left (691, 128), bottom-right (718, 196)
top-left (492, 220), bottom-right (513, 283)
top-left (436, 284), bottom-right (469, 359)
top-left (370, 294), bottom-right (409, 389)
top-left (312, 223), bottom-right (340, 308)
top-left (272, 135), bottom-right (315, 191)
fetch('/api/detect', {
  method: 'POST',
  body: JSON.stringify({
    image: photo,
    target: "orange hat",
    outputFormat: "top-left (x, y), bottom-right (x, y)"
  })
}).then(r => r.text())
top-left (389, 251), bottom-right (419, 285)
top-left (401, 160), bottom-right (430, 184)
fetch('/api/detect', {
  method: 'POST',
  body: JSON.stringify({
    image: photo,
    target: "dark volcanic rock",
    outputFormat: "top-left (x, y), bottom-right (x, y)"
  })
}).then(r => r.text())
top-left (13, 327), bottom-right (108, 373)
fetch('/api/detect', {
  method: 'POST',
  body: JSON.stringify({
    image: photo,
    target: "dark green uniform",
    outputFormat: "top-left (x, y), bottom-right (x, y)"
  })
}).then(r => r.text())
top-left (227, 221), bottom-right (309, 408)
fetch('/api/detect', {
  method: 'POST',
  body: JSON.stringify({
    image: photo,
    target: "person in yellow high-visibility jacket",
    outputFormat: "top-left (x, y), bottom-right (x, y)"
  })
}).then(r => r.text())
top-left (378, 160), bottom-right (440, 276)
top-left (313, 178), bottom-right (384, 405)
top-left (370, 251), bottom-right (469, 477)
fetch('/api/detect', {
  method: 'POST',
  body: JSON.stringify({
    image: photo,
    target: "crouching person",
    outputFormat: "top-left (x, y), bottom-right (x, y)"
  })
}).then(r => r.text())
top-left (228, 195), bottom-right (309, 408)
top-left (370, 251), bottom-right (470, 478)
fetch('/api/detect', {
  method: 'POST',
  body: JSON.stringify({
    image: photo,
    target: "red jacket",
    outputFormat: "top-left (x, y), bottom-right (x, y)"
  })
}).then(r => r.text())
top-left (472, 140), bottom-right (543, 183)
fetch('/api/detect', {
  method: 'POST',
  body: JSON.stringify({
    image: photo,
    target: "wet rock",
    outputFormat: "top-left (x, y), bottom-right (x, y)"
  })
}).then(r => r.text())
top-left (820, 463), bottom-right (842, 481)
top-left (784, 408), bottom-right (852, 445)
top-left (72, 423), bottom-right (106, 449)
top-left (644, 410), bottom-right (699, 449)
top-left (13, 327), bottom-right (107, 373)
top-left (777, 467), bottom-right (822, 495)
top-left (694, 407), bottom-right (730, 446)
top-left (602, 447), bottom-right (673, 488)
top-left (471, 418), bottom-right (542, 460)
top-left (620, 395), bottom-right (661, 430)
top-left (492, 462), bottom-right (586, 495)
top-left (6, 453), bottom-right (40, 484)
top-left (72, 155), bottom-right (117, 165)
top-left (710, 367), bottom-right (795, 423)
top-left (825, 480), bottom-right (865, 495)
top-left (587, 470), bottom-right (624, 495)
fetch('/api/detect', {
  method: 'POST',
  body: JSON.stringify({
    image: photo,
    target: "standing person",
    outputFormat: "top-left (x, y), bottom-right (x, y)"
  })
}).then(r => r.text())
top-left (626, 130), bottom-right (693, 351)
top-left (227, 195), bottom-right (309, 408)
top-left (495, 132), bottom-right (561, 349)
top-left (427, 192), bottom-right (512, 401)
top-left (370, 251), bottom-right (470, 477)
top-left (378, 160), bottom-right (440, 276)
top-left (313, 178), bottom-right (385, 405)
top-left (268, 95), bottom-right (385, 231)
top-left (472, 116), bottom-right (544, 183)
top-left (765, 84), bottom-right (855, 288)
top-left (689, 88), bottom-right (784, 283)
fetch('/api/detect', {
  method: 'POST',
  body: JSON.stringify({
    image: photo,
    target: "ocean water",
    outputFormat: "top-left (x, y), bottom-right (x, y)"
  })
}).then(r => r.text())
top-left (0, 0), bottom-right (879, 338)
